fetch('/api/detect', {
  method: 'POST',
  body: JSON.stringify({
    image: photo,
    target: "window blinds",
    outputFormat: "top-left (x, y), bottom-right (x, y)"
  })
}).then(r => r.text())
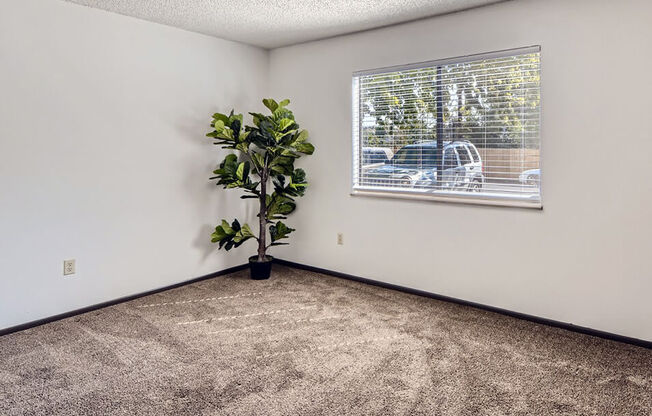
top-left (352, 46), bottom-right (541, 207)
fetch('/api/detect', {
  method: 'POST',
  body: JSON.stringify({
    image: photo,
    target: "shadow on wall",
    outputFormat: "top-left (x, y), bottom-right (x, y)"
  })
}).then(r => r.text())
top-left (177, 103), bottom-right (260, 262)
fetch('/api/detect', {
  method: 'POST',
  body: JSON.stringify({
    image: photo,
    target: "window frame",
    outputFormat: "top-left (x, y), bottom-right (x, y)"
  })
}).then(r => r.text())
top-left (351, 46), bottom-right (543, 209)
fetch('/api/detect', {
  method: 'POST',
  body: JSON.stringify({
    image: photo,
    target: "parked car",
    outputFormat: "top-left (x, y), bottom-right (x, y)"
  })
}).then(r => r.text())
top-left (363, 140), bottom-right (484, 191)
top-left (361, 147), bottom-right (393, 168)
top-left (519, 169), bottom-right (540, 186)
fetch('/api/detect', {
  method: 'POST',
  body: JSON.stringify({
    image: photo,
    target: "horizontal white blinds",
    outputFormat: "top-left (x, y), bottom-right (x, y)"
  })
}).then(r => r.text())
top-left (352, 47), bottom-right (541, 207)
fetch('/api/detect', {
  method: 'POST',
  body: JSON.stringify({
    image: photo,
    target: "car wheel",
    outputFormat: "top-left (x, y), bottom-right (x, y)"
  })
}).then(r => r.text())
top-left (399, 177), bottom-right (412, 187)
top-left (468, 180), bottom-right (482, 192)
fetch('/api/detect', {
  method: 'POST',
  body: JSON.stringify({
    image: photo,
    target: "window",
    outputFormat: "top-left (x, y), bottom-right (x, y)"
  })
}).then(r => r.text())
top-left (457, 146), bottom-right (472, 165)
top-left (443, 147), bottom-right (457, 170)
top-left (352, 46), bottom-right (541, 208)
top-left (468, 144), bottom-right (480, 163)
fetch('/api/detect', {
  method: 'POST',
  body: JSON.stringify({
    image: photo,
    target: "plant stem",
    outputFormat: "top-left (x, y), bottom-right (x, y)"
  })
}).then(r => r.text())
top-left (257, 167), bottom-right (267, 262)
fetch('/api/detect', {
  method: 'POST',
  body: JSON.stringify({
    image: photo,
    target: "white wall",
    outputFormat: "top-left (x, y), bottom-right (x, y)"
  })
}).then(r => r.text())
top-left (269, 0), bottom-right (652, 341)
top-left (3, 0), bottom-right (651, 342)
top-left (0, 0), bottom-right (268, 330)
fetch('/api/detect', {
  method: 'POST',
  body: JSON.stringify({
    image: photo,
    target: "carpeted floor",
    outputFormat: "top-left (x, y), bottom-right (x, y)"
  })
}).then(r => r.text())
top-left (1, 265), bottom-right (651, 415)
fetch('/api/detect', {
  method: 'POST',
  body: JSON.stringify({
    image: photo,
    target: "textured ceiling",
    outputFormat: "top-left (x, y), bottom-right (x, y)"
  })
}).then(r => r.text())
top-left (62, 0), bottom-right (506, 49)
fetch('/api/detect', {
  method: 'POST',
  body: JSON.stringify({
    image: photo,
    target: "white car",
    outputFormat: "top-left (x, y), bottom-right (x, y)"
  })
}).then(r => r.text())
top-left (519, 169), bottom-right (540, 186)
top-left (361, 147), bottom-right (394, 169)
top-left (364, 140), bottom-right (484, 191)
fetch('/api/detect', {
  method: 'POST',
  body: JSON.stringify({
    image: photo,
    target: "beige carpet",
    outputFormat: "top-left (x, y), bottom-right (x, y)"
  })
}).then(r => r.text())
top-left (1, 265), bottom-right (651, 415)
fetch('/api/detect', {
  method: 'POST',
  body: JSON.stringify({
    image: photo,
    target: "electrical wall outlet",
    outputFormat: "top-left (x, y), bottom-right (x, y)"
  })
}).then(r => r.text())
top-left (337, 233), bottom-right (344, 245)
top-left (63, 259), bottom-right (75, 276)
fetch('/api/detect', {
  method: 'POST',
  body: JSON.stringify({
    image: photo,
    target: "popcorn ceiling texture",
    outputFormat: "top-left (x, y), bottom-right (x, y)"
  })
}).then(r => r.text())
top-left (61, 0), bottom-right (505, 48)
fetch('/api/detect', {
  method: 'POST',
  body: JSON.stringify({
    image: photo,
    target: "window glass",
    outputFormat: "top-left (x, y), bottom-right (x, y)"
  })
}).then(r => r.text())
top-left (456, 146), bottom-right (472, 165)
top-left (392, 148), bottom-right (418, 166)
top-left (467, 145), bottom-right (480, 163)
top-left (443, 148), bottom-right (457, 169)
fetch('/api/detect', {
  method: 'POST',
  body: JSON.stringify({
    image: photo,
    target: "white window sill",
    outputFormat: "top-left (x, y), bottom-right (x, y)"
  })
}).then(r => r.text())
top-left (351, 187), bottom-right (543, 209)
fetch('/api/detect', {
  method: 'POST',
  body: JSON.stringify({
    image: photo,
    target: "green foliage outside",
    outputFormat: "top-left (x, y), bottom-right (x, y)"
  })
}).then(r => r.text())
top-left (361, 53), bottom-right (540, 151)
top-left (207, 99), bottom-right (314, 262)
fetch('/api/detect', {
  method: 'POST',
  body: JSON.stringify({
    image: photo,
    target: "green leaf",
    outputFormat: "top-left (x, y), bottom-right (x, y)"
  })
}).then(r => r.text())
top-left (267, 193), bottom-right (296, 219)
top-left (249, 112), bottom-right (266, 127)
top-left (211, 226), bottom-right (227, 243)
top-left (220, 154), bottom-right (237, 172)
top-left (278, 99), bottom-right (290, 108)
top-left (268, 155), bottom-right (294, 175)
top-left (295, 142), bottom-right (314, 155)
top-left (229, 112), bottom-right (243, 124)
top-left (262, 98), bottom-right (278, 113)
top-left (232, 220), bottom-right (253, 244)
top-left (280, 149), bottom-right (300, 157)
top-left (292, 168), bottom-right (306, 184)
top-left (212, 113), bottom-right (229, 125)
top-left (211, 219), bottom-right (254, 250)
top-left (272, 168), bottom-right (308, 198)
top-left (230, 119), bottom-right (241, 139)
top-left (243, 161), bottom-right (250, 180)
top-left (282, 130), bottom-right (313, 154)
top-left (213, 119), bottom-right (225, 131)
top-left (221, 220), bottom-right (234, 235)
top-left (270, 221), bottom-right (295, 242)
top-left (235, 142), bottom-right (249, 153)
top-left (270, 164), bottom-right (294, 175)
top-left (211, 155), bottom-right (258, 191)
top-left (251, 152), bottom-right (265, 171)
top-left (240, 223), bottom-right (254, 238)
top-left (221, 128), bottom-right (234, 140)
top-left (278, 118), bottom-right (294, 131)
top-left (295, 129), bottom-right (308, 143)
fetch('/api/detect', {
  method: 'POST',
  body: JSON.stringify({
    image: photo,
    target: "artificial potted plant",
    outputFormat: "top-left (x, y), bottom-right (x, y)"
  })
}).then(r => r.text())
top-left (207, 99), bottom-right (314, 279)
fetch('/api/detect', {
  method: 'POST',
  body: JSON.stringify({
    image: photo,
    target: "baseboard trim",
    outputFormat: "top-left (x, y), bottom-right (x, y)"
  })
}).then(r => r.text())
top-left (0, 263), bottom-right (248, 337)
top-left (4, 260), bottom-right (650, 349)
top-left (275, 259), bottom-right (652, 350)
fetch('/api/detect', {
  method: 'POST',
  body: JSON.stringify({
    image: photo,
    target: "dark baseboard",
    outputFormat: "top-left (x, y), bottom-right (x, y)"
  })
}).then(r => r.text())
top-left (3, 259), bottom-right (650, 350)
top-left (0, 263), bottom-right (248, 337)
top-left (274, 259), bottom-right (652, 350)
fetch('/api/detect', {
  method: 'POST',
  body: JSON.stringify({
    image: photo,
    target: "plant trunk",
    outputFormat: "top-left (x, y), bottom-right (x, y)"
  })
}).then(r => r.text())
top-left (257, 169), bottom-right (267, 262)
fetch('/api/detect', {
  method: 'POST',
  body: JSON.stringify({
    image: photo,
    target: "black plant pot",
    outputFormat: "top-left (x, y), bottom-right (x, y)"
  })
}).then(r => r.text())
top-left (248, 255), bottom-right (273, 280)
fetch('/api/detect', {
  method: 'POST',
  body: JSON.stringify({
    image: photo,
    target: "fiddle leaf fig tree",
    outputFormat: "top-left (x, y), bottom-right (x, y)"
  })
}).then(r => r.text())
top-left (207, 99), bottom-right (314, 262)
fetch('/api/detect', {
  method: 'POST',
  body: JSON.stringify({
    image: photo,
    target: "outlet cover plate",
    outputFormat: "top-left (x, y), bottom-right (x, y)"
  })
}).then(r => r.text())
top-left (63, 259), bottom-right (75, 276)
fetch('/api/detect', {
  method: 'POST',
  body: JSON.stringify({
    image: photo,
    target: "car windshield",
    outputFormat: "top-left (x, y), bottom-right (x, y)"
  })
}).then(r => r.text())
top-left (362, 150), bottom-right (389, 165)
top-left (391, 146), bottom-right (438, 168)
